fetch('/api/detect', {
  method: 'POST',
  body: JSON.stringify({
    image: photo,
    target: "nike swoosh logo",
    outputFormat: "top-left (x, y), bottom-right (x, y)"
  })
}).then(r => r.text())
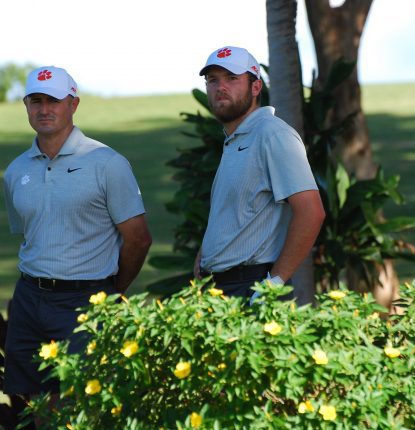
top-left (238, 146), bottom-right (249, 151)
top-left (67, 168), bottom-right (82, 173)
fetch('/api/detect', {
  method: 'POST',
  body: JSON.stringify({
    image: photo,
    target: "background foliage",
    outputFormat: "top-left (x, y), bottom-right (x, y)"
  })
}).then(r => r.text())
top-left (0, 64), bottom-right (35, 102)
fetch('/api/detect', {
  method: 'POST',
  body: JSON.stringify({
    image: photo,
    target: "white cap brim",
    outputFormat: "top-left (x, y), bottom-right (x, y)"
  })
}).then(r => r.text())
top-left (199, 63), bottom-right (248, 76)
top-left (25, 86), bottom-right (69, 100)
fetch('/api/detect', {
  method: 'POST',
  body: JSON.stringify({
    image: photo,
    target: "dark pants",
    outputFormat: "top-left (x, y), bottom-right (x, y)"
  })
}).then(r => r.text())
top-left (4, 276), bottom-right (117, 395)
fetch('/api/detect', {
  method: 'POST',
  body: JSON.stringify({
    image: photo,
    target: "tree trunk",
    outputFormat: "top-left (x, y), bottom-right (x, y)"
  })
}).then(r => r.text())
top-left (305, 0), bottom-right (399, 309)
top-left (266, 0), bottom-right (316, 305)
top-left (304, 0), bottom-right (377, 179)
top-left (266, 0), bottom-right (304, 136)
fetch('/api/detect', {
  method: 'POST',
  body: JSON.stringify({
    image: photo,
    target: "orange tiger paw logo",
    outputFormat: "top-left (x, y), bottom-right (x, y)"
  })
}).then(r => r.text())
top-left (217, 48), bottom-right (232, 58)
top-left (38, 70), bottom-right (52, 81)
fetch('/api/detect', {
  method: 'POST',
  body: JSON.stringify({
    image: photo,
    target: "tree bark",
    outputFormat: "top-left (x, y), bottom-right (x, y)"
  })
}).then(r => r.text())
top-left (267, 0), bottom-right (316, 305)
top-left (266, 0), bottom-right (304, 136)
top-left (304, 0), bottom-right (377, 179)
top-left (305, 0), bottom-right (399, 308)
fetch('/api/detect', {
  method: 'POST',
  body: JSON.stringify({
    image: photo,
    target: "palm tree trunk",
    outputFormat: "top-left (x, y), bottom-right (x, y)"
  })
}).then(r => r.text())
top-left (267, 0), bottom-right (316, 305)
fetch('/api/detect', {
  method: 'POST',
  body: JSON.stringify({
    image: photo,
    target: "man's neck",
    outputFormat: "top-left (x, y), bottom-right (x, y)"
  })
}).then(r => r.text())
top-left (37, 126), bottom-right (74, 159)
top-left (223, 105), bottom-right (259, 136)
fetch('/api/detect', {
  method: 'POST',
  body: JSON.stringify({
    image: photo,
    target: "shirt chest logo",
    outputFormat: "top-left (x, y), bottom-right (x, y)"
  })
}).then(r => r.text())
top-left (21, 175), bottom-right (30, 185)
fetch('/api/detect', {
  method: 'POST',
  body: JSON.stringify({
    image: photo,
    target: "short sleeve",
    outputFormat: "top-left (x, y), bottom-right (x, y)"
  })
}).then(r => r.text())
top-left (3, 172), bottom-right (24, 234)
top-left (104, 153), bottom-right (145, 224)
top-left (264, 127), bottom-right (318, 202)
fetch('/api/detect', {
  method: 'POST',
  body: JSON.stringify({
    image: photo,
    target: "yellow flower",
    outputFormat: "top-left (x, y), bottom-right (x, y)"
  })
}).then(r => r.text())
top-left (86, 340), bottom-right (96, 355)
top-left (111, 405), bottom-right (123, 415)
top-left (368, 312), bottom-right (379, 320)
top-left (353, 309), bottom-right (359, 317)
top-left (89, 291), bottom-right (107, 305)
top-left (195, 311), bottom-right (203, 319)
top-left (174, 361), bottom-right (191, 379)
top-left (298, 400), bottom-right (314, 414)
top-left (77, 313), bottom-right (88, 323)
top-left (120, 295), bottom-right (129, 304)
top-left (190, 412), bottom-right (202, 428)
top-left (120, 340), bottom-right (139, 358)
top-left (66, 424), bottom-right (74, 430)
top-left (100, 355), bottom-right (108, 365)
top-left (217, 363), bottom-right (226, 370)
top-left (209, 287), bottom-right (223, 296)
top-left (263, 321), bottom-right (282, 336)
top-left (312, 349), bottom-right (328, 365)
top-left (328, 290), bottom-right (346, 300)
top-left (319, 405), bottom-right (336, 421)
top-left (39, 341), bottom-right (58, 360)
top-left (85, 379), bottom-right (101, 395)
top-left (384, 346), bottom-right (401, 358)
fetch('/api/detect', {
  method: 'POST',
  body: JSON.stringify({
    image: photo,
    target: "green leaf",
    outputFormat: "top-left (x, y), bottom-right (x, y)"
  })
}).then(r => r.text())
top-left (192, 88), bottom-right (210, 111)
top-left (376, 216), bottom-right (415, 234)
top-left (335, 162), bottom-right (350, 208)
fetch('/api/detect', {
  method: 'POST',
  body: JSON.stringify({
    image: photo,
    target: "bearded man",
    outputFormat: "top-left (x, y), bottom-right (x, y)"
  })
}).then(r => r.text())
top-left (193, 46), bottom-right (325, 302)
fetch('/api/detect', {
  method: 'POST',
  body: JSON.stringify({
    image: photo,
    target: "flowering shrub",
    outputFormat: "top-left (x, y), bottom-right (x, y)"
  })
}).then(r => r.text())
top-left (25, 279), bottom-right (415, 429)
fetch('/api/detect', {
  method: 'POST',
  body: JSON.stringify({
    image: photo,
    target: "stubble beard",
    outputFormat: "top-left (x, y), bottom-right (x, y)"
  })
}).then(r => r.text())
top-left (209, 90), bottom-right (254, 124)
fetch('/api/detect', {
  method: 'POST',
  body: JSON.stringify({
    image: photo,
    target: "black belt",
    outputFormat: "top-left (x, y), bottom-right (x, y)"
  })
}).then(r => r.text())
top-left (21, 272), bottom-right (115, 291)
top-left (202, 263), bottom-right (272, 284)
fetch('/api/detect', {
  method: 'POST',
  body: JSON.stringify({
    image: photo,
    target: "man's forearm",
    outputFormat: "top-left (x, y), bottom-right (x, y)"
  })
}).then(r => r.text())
top-left (116, 241), bottom-right (151, 294)
top-left (271, 191), bottom-right (325, 282)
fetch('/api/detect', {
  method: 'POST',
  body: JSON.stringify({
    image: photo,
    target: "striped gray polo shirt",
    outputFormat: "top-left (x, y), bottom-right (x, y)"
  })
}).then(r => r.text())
top-left (4, 126), bottom-right (145, 280)
top-left (201, 106), bottom-right (318, 273)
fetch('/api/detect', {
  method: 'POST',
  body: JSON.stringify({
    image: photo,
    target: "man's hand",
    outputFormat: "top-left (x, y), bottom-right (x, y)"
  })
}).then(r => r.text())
top-left (115, 215), bottom-right (152, 294)
top-left (249, 272), bottom-right (285, 305)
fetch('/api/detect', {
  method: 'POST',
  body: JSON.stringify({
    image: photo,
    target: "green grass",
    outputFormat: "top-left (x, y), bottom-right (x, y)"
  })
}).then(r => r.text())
top-left (0, 84), bottom-right (414, 312)
top-left (362, 83), bottom-right (415, 281)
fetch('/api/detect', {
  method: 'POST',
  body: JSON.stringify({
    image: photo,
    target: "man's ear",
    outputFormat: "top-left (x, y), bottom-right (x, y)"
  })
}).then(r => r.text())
top-left (252, 79), bottom-right (262, 97)
top-left (71, 97), bottom-right (80, 113)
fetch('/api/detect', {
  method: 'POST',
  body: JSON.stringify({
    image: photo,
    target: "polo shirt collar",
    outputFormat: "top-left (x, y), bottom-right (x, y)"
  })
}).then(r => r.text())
top-left (27, 126), bottom-right (83, 159)
top-left (223, 106), bottom-right (275, 143)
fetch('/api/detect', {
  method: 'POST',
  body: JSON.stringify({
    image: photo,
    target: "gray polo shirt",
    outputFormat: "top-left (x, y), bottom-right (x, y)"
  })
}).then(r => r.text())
top-left (201, 106), bottom-right (318, 273)
top-left (3, 126), bottom-right (145, 280)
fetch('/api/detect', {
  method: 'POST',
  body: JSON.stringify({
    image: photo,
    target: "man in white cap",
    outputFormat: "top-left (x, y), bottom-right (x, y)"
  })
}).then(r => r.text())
top-left (3, 66), bottom-right (152, 401)
top-left (194, 46), bottom-right (325, 302)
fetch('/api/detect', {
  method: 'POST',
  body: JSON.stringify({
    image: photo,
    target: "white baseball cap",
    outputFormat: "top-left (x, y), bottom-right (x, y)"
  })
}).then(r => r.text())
top-left (25, 66), bottom-right (78, 99)
top-left (199, 46), bottom-right (261, 79)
